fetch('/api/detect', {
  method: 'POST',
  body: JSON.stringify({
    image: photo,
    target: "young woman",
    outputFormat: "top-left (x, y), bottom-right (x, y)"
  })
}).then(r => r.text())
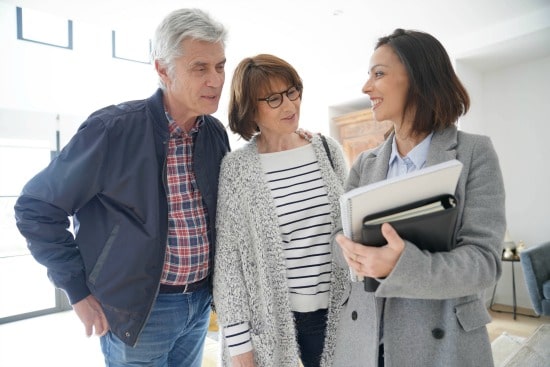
top-left (332, 29), bottom-right (506, 367)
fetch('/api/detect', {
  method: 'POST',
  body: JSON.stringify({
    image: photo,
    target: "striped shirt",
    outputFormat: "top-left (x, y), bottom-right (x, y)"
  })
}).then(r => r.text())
top-left (224, 144), bottom-right (332, 356)
top-left (160, 115), bottom-right (210, 285)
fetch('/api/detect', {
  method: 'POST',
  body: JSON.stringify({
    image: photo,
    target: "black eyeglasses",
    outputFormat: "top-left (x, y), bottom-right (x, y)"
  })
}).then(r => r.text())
top-left (257, 86), bottom-right (301, 109)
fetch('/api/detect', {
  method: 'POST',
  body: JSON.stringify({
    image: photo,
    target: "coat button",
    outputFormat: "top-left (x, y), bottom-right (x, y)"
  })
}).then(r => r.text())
top-left (432, 328), bottom-right (445, 339)
top-left (351, 311), bottom-right (358, 320)
top-left (125, 331), bottom-right (131, 338)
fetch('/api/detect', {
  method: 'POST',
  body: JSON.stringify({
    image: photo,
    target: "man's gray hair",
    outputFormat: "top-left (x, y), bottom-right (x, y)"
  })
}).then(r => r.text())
top-left (152, 8), bottom-right (227, 89)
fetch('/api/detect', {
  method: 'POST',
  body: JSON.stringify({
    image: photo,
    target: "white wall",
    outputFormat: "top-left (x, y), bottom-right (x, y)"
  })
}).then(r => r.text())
top-left (0, 2), bottom-right (158, 139)
top-left (0, 2), bottom-right (335, 151)
top-left (458, 54), bottom-right (550, 309)
top-left (485, 57), bottom-right (550, 247)
top-left (459, 56), bottom-right (550, 248)
top-left (1, 1), bottom-right (549, 311)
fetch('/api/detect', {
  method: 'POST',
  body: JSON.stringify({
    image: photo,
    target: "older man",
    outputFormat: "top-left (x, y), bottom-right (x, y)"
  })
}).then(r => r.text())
top-left (14, 8), bottom-right (229, 367)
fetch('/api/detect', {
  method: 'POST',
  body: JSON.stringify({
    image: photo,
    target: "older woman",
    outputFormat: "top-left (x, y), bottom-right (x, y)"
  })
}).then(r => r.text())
top-left (213, 54), bottom-right (348, 367)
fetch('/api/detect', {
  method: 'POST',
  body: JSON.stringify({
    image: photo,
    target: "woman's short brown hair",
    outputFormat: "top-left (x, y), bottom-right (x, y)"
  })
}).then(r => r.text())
top-left (228, 54), bottom-right (303, 140)
top-left (376, 29), bottom-right (470, 134)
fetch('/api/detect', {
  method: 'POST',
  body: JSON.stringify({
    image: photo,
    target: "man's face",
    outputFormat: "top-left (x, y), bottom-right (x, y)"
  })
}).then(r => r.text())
top-left (158, 38), bottom-right (226, 124)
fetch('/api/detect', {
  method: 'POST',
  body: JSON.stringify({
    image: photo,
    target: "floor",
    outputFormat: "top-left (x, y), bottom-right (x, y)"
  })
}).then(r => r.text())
top-left (0, 304), bottom-right (547, 366)
top-left (0, 310), bottom-right (219, 367)
top-left (487, 303), bottom-right (550, 342)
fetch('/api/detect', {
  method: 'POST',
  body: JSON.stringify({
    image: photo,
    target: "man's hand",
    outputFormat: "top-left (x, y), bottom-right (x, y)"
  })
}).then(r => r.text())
top-left (231, 351), bottom-right (256, 367)
top-left (72, 294), bottom-right (110, 337)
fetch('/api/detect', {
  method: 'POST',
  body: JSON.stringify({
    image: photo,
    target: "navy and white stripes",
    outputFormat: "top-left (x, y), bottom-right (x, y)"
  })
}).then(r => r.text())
top-left (264, 145), bottom-right (332, 312)
top-left (223, 144), bottom-right (333, 356)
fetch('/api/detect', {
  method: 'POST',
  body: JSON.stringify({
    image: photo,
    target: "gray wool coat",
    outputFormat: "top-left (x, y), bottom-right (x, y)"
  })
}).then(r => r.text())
top-left (213, 134), bottom-right (349, 367)
top-left (331, 126), bottom-right (506, 367)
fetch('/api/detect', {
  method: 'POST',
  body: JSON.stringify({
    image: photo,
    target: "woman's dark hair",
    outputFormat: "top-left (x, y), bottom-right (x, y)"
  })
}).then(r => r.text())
top-left (376, 28), bottom-right (470, 133)
top-left (228, 54), bottom-right (303, 140)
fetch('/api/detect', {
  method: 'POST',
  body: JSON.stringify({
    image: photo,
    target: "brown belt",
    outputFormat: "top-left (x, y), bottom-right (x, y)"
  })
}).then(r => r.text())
top-left (158, 277), bottom-right (208, 294)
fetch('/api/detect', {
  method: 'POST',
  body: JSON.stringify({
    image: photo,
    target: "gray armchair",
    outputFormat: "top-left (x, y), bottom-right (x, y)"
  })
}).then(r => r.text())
top-left (519, 241), bottom-right (550, 316)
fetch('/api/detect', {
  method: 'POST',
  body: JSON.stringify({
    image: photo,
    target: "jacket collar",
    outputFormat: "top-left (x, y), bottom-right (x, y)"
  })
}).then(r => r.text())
top-left (361, 126), bottom-right (458, 184)
top-left (426, 125), bottom-right (458, 165)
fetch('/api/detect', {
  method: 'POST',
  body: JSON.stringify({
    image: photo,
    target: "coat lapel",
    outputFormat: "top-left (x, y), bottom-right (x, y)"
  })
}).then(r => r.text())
top-left (361, 135), bottom-right (393, 185)
top-left (357, 126), bottom-right (459, 186)
top-left (426, 126), bottom-right (458, 166)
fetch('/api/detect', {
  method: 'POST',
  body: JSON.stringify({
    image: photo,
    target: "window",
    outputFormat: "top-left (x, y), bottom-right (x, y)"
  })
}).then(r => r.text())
top-left (16, 6), bottom-right (73, 49)
top-left (112, 29), bottom-right (151, 64)
top-left (0, 138), bottom-right (70, 323)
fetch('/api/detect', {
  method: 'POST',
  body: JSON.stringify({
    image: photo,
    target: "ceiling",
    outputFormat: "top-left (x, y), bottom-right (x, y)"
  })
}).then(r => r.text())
top-left (3, 0), bottom-right (550, 110)
top-left (4, 0), bottom-right (548, 36)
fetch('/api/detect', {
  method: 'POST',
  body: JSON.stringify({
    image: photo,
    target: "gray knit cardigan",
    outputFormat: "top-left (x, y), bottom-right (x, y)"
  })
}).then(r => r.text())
top-left (213, 134), bottom-right (349, 367)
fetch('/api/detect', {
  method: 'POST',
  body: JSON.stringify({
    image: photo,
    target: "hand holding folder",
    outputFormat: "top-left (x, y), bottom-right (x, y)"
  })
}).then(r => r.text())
top-left (361, 194), bottom-right (458, 291)
top-left (338, 159), bottom-right (463, 292)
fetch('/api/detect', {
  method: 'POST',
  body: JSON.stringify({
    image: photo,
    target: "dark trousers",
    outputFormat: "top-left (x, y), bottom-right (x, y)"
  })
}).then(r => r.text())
top-left (293, 308), bottom-right (328, 367)
top-left (379, 343), bottom-right (385, 367)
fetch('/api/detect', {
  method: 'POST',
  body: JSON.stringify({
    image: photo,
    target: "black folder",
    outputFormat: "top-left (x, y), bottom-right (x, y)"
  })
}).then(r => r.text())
top-left (360, 194), bottom-right (458, 291)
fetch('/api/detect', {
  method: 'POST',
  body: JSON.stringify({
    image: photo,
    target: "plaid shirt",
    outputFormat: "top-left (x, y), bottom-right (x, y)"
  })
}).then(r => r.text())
top-left (160, 114), bottom-right (210, 285)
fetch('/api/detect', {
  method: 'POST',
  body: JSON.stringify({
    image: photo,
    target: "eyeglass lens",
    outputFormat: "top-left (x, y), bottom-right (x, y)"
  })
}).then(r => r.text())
top-left (265, 86), bottom-right (300, 108)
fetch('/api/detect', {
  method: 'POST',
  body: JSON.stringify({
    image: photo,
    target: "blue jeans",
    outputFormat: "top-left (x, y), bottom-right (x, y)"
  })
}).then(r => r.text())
top-left (100, 285), bottom-right (211, 367)
top-left (294, 308), bottom-right (328, 367)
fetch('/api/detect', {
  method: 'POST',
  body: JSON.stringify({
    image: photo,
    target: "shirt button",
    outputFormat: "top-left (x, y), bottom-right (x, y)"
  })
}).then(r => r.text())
top-left (432, 328), bottom-right (445, 339)
top-left (125, 332), bottom-right (131, 338)
top-left (351, 311), bottom-right (358, 320)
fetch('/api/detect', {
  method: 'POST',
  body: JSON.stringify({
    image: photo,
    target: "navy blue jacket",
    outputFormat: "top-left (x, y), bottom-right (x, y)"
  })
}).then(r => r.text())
top-left (14, 89), bottom-right (230, 346)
